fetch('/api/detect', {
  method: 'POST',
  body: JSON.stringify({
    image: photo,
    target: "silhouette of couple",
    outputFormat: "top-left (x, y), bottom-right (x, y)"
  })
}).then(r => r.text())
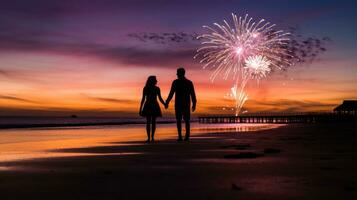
top-left (139, 68), bottom-right (196, 142)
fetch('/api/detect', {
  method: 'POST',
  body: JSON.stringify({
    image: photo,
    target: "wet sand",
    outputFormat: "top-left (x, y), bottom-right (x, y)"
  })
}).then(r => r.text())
top-left (0, 123), bottom-right (357, 200)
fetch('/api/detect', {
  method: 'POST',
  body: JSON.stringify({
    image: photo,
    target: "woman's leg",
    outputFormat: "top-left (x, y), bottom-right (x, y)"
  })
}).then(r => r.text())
top-left (146, 116), bottom-right (151, 142)
top-left (151, 117), bottom-right (156, 141)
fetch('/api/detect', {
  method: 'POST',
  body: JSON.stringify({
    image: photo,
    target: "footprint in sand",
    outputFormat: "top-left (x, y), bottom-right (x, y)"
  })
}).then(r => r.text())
top-left (264, 148), bottom-right (282, 154)
top-left (231, 183), bottom-right (243, 191)
top-left (224, 152), bottom-right (263, 159)
top-left (344, 185), bottom-right (357, 191)
top-left (319, 166), bottom-right (340, 171)
top-left (221, 144), bottom-right (251, 150)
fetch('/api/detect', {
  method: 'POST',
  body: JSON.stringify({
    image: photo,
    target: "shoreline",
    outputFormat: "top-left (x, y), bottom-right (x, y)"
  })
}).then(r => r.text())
top-left (0, 120), bottom-right (177, 130)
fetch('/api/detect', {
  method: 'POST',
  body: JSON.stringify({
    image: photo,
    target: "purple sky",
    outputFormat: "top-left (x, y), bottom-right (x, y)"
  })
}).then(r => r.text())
top-left (0, 0), bottom-right (356, 116)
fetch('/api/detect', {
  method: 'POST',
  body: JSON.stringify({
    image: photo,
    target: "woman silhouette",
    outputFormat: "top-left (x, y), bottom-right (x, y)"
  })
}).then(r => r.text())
top-left (139, 76), bottom-right (165, 142)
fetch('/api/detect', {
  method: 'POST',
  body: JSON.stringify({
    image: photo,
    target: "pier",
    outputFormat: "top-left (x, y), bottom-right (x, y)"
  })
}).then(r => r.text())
top-left (198, 112), bottom-right (357, 124)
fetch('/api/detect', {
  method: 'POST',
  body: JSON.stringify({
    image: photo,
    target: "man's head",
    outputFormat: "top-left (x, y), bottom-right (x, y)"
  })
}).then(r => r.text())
top-left (176, 67), bottom-right (185, 79)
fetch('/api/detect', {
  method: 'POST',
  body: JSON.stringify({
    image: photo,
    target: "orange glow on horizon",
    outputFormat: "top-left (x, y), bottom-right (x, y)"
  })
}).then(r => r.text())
top-left (1, 52), bottom-right (356, 116)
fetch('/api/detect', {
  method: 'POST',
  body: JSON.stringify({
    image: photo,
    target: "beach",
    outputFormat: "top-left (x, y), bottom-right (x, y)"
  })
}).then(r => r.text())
top-left (0, 123), bottom-right (356, 200)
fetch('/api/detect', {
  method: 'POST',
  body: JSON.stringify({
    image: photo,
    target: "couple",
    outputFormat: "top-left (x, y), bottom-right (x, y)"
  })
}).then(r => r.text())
top-left (139, 67), bottom-right (197, 143)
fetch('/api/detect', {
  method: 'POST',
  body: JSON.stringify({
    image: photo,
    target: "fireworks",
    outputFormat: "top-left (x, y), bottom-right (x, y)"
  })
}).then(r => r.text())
top-left (195, 13), bottom-right (293, 115)
top-left (245, 55), bottom-right (271, 79)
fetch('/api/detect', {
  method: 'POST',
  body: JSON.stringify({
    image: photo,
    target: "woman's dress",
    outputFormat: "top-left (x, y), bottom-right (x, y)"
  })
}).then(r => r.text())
top-left (141, 86), bottom-right (162, 117)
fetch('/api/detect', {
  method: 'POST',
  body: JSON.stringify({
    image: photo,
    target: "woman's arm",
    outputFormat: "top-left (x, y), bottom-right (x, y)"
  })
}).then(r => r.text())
top-left (157, 88), bottom-right (166, 106)
top-left (139, 88), bottom-right (146, 115)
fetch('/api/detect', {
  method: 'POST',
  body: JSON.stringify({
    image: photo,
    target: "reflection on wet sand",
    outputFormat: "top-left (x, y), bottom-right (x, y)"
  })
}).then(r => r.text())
top-left (194, 123), bottom-right (284, 133)
top-left (0, 123), bottom-right (281, 162)
top-left (0, 152), bottom-right (141, 163)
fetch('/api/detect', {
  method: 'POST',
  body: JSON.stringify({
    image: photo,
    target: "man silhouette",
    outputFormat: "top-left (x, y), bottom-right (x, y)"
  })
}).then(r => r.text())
top-left (166, 67), bottom-right (196, 141)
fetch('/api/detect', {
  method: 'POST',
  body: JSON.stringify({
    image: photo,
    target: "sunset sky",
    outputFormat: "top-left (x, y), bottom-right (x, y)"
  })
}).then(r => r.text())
top-left (0, 0), bottom-right (356, 117)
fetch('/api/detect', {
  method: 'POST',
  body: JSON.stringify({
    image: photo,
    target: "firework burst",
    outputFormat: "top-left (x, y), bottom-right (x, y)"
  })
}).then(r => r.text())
top-left (245, 55), bottom-right (271, 79)
top-left (195, 13), bottom-right (293, 115)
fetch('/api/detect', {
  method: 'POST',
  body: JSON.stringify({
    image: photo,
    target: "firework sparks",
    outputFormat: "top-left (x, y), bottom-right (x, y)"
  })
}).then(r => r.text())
top-left (195, 13), bottom-right (293, 115)
top-left (245, 55), bottom-right (271, 79)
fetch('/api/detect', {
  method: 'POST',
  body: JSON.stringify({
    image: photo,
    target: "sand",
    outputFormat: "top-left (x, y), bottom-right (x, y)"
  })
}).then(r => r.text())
top-left (0, 123), bottom-right (356, 200)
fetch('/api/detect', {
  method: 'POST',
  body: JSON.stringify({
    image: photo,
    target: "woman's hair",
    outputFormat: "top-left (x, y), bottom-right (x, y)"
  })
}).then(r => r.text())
top-left (145, 76), bottom-right (157, 88)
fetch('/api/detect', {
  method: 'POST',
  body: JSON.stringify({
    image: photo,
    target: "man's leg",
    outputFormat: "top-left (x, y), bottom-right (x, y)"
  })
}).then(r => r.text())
top-left (183, 111), bottom-right (191, 141)
top-left (175, 111), bottom-right (183, 141)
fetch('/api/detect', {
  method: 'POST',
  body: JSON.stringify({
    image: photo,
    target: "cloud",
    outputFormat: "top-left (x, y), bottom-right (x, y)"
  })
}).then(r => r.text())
top-left (0, 1), bottom-right (333, 76)
top-left (0, 0), bottom-right (218, 16)
top-left (0, 69), bottom-right (21, 78)
top-left (83, 94), bottom-right (136, 104)
top-left (0, 69), bottom-right (8, 76)
top-left (0, 68), bottom-right (49, 84)
top-left (254, 99), bottom-right (335, 107)
top-left (0, 106), bottom-right (136, 117)
top-left (285, 3), bottom-right (345, 24)
top-left (0, 30), bottom-right (197, 68)
top-left (284, 27), bottom-right (331, 66)
top-left (245, 99), bottom-right (337, 112)
top-left (203, 98), bottom-right (338, 114)
top-left (128, 32), bottom-right (199, 44)
top-left (128, 28), bottom-right (331, 70)
top-left (0, 95), bottom-right (36, 103)
top-left (0, 2), bottom-right (331, 70)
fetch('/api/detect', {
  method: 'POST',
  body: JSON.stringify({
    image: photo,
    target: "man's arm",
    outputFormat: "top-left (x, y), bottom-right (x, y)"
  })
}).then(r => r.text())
top-left (165, 81), bottom-right (176, 108)
top-left (190, 81), bottom-right (197, 112)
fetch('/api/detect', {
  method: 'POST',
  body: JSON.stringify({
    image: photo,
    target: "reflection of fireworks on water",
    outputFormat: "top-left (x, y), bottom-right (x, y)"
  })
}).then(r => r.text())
top-left (195, 13), bottom-right (293, 115)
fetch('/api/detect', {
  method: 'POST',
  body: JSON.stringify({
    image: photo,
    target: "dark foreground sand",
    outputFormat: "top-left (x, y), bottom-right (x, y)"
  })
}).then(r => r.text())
top-left (1, 123), bottom-right (357, 200)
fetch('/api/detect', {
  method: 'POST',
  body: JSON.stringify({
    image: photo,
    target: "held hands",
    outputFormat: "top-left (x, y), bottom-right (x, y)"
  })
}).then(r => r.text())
top-left (163, 101), bottom-right (195, 111)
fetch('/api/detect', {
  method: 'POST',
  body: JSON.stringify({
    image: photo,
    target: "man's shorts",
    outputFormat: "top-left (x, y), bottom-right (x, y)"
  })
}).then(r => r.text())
top-left (175, 107), bottom-right (190, 121)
